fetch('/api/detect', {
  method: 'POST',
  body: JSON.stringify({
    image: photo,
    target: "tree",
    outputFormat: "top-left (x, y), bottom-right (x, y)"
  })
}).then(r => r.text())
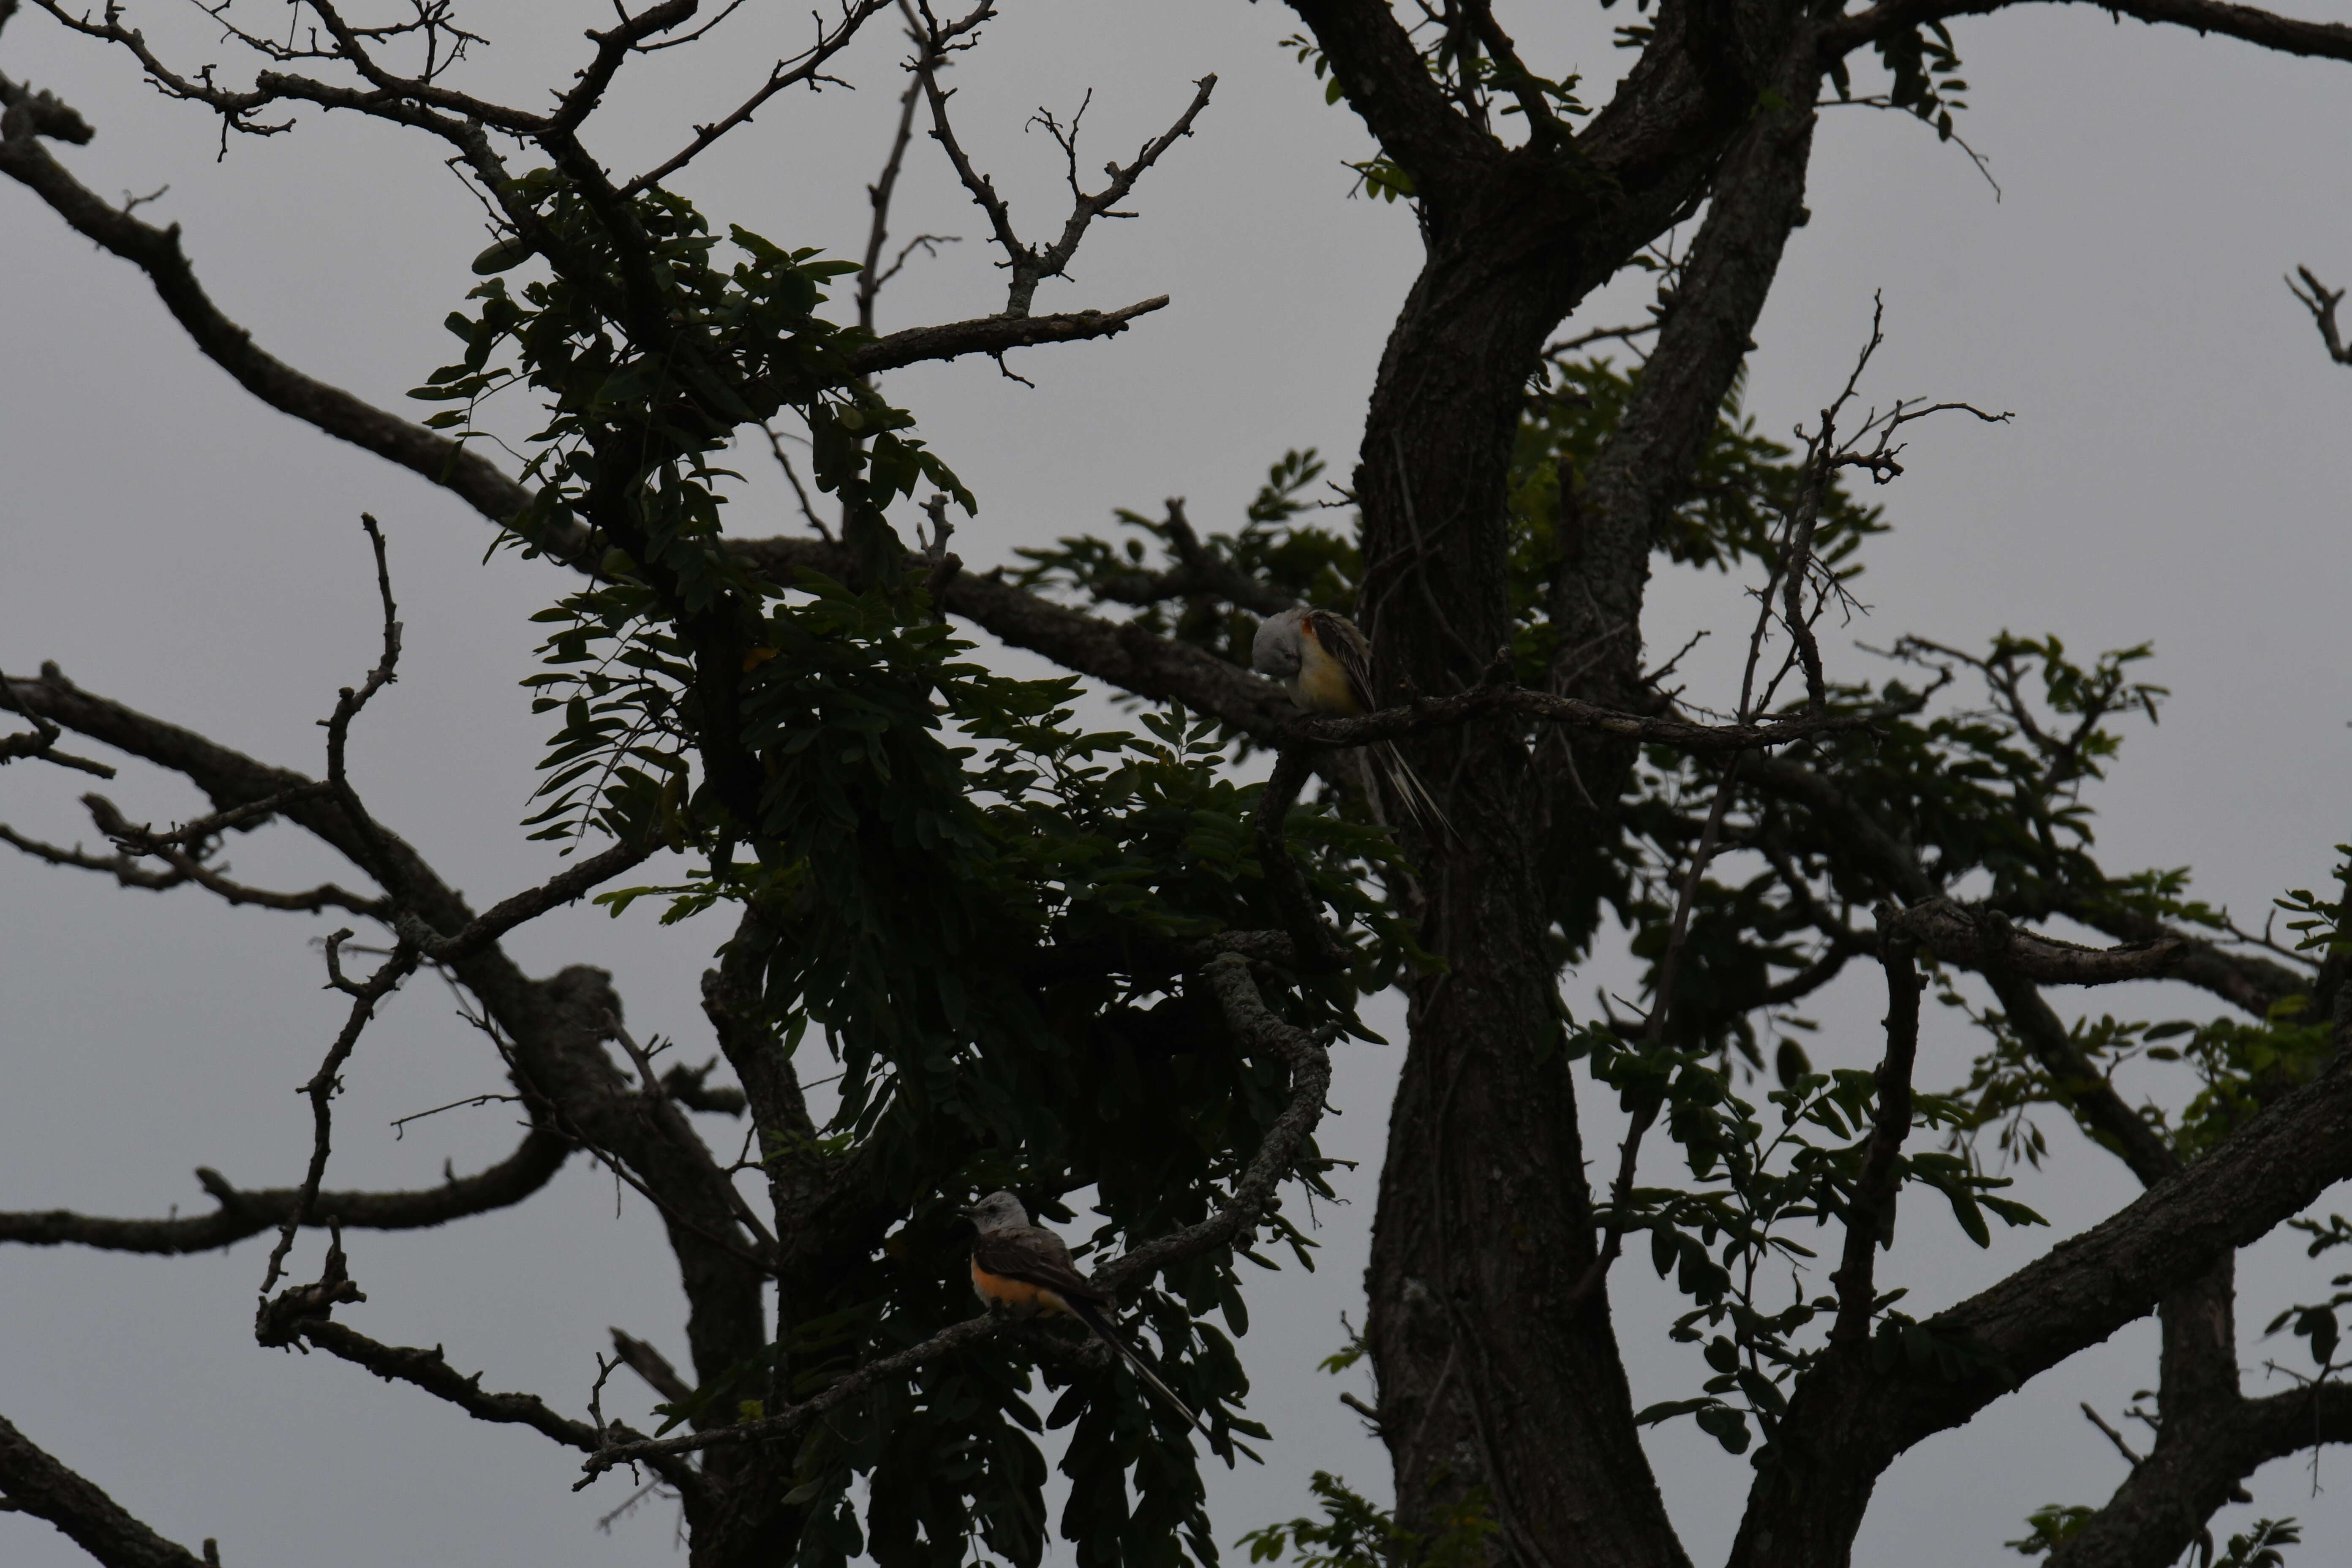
top-left (3, 1), bottom-right (2351, 1566)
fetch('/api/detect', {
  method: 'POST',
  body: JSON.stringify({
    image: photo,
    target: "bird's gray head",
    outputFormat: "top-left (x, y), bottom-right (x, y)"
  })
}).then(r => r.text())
top-left (1251, 606), bottom-right (1307, 680)
top-left (963, 1191), bottom-right (1030, 1234)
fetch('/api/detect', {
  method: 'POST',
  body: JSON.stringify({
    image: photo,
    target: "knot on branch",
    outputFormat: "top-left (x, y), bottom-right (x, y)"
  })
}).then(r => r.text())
top-left (255, 1231), bottom-right (365, 1349)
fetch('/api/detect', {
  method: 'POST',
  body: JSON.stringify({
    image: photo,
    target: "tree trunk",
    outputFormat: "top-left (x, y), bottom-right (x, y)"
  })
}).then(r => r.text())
top-left (1358, 20), bottom-right (1827, 1561)
top-left (1358, 178), bottom-right (1691, 1568)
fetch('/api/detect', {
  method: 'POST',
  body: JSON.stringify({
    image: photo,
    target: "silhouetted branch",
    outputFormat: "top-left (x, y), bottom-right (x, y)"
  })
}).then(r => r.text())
top-left (253, 1233), bottom-right (704, 1497)
top-left (624, 0), bottom-right (898, 194)
top-left (2287, 264), bottom-right (2352, 365)
top-left (0, 1126), bottom-right (571, 1254)
top-left (1822, 0), bottom-right (2352, 70)
top-left (0, 1412), bottom-right (211, 1568)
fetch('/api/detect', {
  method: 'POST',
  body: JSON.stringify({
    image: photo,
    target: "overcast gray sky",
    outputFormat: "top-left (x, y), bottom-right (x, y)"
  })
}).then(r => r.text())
top-left (5, 2), bottom-right (2351, 1564)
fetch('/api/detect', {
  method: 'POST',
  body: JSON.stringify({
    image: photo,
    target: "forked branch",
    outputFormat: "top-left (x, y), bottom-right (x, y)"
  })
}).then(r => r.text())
top-left (912, 0), bottom-right (1213, 317)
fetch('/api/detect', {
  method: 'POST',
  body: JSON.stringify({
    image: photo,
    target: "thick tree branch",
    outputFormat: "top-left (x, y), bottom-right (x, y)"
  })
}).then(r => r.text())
top-left (0, 1126), bottom-right (571, 1254)
top-left (1279, 0), bottom-right (1496, 201)
top-left (2063, 898), bottom-right (2309, 1018)
top-left (0, 114), bottom-right (541, 539)
top-left (2046, 1381), bottom-right (2352, 1568)
top-left (1885, 897), bottom-right (2190, 986)
top-left (610, 1328), bottom-right (696, 1405)
top-left (1730, 1049), bottom-right (2352, 1568)
top-left (734, 536), bottom-right (1296, 735)
top-left (0, 1414), bottom-right (209, 1568)
top-left (1824, 0), bottom-right (2352, 67)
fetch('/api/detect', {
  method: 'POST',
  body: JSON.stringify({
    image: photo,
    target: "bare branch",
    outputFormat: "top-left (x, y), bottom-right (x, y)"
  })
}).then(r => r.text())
top-left (911, 2), bottom-right (1209, 317)
top-left (0, 61), bottom-right (94, 147)
top-left (549, 0), bottom-right (702, 136)
top-left (0, 128), bottom-right (551, 543)
top-left (88, 782), bottom-right (332, 850)
top-left (395, 833), bottom-right (659, 964)
top-left (2287, 264), bottom-right (2352, 365)
top-left (251, 1233), bottom-right (705, 1498)
top-left (45, 792), bottom-right (388, 917)
top-left (857, 1), bottom-right (931, 332)
top-left (0, 1413), bottom-right (210, 1568)
top-left (847, 294), bottom-right (1170, 371)
top-left (0, 1127), bottom-right (572, 1254)
top-left (1823, 0), bottom-right (2352, 71)
top-left (0, 665), bottom-right (113, 776)
top-left (1018, 75), bottom-right (1215, 314)
top-left (259, 932), bottom-right (421, 1294)
top-left (623, 0), bottom-right (898, 195)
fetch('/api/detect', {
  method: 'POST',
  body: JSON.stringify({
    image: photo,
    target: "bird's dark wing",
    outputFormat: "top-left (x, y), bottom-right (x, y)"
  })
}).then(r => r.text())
top-left (1306, 610), bottom-right (1380, 714)
top-left (973, 1228), bottom-right (1111, 1305)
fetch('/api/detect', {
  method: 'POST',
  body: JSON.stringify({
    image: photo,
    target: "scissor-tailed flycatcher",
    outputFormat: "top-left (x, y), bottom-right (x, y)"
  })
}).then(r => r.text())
top-left (964, 1191), bottom-right (1227, 1457)
top-left (1251, 606), bottom-right (1451, 838)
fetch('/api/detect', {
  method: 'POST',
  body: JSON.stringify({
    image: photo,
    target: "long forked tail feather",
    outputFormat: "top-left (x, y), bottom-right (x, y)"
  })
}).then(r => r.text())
top-left (1068, 1301), bottom-right (1231, 1462)
top-left (1374, 741), bottom-right (1454, 841)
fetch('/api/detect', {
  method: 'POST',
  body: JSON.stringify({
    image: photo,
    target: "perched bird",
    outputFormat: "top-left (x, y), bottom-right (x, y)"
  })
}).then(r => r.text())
top-left (964, 1191), bottom-right (1226, 1456)
top-left (1250, 605), bottom-right (1451, 838)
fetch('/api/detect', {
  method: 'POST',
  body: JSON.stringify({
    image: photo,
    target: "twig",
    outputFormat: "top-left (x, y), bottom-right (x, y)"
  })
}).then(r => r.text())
top-left (858, 2), bottom-right (932, 333)
top-left (259, 932), bottom-right (422, 1294)
top-left (913, 0), bottom-right (1212, 317)
top-left (2287, 265), bottom-right (2352, 366)
top-left (319, 516), bottom-right (407, 898)
top-left (2081, 1400), bottom-right (2146, 1467)
top-left (0, 665), bottom-right (116, 777)
top-left (394, 833), bottom-right (658, 964)
top-left (622, 0), bottom-right (897, 195)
